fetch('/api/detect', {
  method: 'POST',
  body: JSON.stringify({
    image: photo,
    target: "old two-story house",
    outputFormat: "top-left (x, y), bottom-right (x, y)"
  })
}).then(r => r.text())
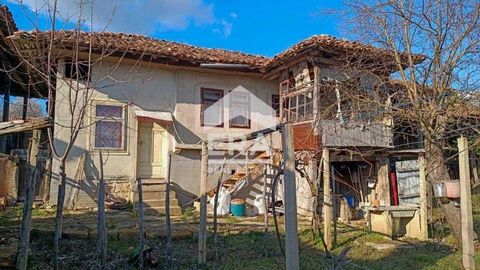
top-left (4, 25), bottom-right (428, 238)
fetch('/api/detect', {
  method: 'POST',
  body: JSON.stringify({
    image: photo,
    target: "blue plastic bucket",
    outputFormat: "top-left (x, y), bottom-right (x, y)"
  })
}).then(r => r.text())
top-left (230, 203), bottom-right (246, 217)
top-left (345, 195), bottom-right (355, 208)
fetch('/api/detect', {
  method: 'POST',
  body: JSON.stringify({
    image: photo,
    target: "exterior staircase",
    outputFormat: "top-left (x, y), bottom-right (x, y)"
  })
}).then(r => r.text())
top-left (133, 178), bottom-right (182, 216)
top-left (221, 151), bottom-right (276, 191)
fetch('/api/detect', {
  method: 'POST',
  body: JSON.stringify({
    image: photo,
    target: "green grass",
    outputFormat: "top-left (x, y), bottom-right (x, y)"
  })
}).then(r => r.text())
top-left (4, 195), bottom-right (480, 269)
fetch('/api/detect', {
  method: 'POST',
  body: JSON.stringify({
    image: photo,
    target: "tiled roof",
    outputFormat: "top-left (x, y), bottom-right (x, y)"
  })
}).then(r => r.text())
top-left (0, 6), bottom-right (17, 36)
top-left (8, 31), bottom-right (425, 73)
top-left (9, 30), bottom-right (270, 70)
top-left (267, 35), bottom-right (425, 69)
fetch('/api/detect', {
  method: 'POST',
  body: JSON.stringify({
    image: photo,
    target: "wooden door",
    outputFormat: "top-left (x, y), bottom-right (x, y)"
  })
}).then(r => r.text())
top-left (395, 159), bottom-right (420, 205)
top-left (137, 122), bottom-right (168, 178)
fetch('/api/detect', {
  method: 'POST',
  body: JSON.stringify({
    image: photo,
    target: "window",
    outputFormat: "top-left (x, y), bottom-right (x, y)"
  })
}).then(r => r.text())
top-left (230, 92), bottom-right (250, 128)
top-left (64, 58), bottom-right (90, 81)
top-left (271, 95), bottom-right (280, 117)
top-left (201, 88), bottom-right (224, 127)
top-left (283, 90), bottom-right (313, 122)
top-left (94, 104), bottom-right (125, 149)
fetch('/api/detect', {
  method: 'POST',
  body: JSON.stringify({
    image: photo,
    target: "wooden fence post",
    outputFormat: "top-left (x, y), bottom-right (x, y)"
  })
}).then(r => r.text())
top-left (282, 124), bottom-right (299, 270)
top-left (137, 178), bottom-right (145, 269)
top-left (97, 151), bottom-right (107, 269)
top-left (165, 153), bottom-right (173, 268)
top-left (198, 140), bottom-right (208, 264)
top-left (418, 153), bottom-right (428, 240)
top-left (458, 137), bottom-right (475, 270)
top-left (322, 147), bottom-right (332, 250)
top-left (16, 129), bottom-right (41, 270)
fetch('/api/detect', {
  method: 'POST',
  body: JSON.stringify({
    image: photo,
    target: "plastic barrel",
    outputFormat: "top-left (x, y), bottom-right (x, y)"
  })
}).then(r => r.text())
top-left (230, 203), bottom-right (246, 217)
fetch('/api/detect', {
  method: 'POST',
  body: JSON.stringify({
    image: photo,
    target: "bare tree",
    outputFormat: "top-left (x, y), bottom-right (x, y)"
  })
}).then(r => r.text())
top-left (0, 98), bottom-right (45, 120)
top-left (4, 1), bottom-right (150, 268)
top-left (338, 0), bottom-right (480, 247)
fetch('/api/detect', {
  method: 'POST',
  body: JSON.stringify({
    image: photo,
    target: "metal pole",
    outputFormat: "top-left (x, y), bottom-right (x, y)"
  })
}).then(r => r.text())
top-left (282, 124), bottom-right (299, 270)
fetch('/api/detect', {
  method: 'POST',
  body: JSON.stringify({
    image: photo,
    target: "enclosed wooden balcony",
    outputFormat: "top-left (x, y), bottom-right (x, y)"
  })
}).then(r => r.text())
top-left (318, 120), bottom-right (393, 148)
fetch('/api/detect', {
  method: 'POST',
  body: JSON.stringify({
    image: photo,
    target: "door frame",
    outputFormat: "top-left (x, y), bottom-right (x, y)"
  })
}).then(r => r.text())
top-left (136, 119), bottom-right (170, 179)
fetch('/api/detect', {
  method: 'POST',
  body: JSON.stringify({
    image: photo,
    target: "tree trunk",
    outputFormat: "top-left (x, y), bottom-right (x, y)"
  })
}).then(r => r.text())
top-left (54, 158), bottom-right (67, 270)
top-left (16, 129), bottom-right (41, 270)
top-left (425, 137), bottom-right (463, 248)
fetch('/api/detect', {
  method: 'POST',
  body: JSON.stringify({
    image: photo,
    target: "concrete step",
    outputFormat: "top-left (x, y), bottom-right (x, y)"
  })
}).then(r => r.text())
top-left (133, 183), bottom-right (167, 192)
top-left (133, 191), bottom-right (176, 201)
top-left (139, 178), bottom-right (166, 184)
top-left (134, 198), bottom-right (179, 208)
top-left (141, 206), bottom-right (182, 216)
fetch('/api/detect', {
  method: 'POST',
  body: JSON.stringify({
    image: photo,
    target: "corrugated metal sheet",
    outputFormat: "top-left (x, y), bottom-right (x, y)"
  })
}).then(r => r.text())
top-left (319, 120), bottom-right (393, 148)
top-left (395, 159), bottom-right (420, 205)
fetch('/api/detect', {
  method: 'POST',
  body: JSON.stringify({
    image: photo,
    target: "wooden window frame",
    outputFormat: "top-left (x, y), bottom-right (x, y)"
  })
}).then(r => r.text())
top-left (229, 91), bottom-right (251, 129)
top-left (201, 88), bottom-right (224, 127)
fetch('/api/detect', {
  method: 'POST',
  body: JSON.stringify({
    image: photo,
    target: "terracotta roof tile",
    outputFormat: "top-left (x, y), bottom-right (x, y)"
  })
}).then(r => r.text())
top-left (8, 31), bottom-right (424, 73)
top-left (267, 35), bottom-right (425, 69)
top-left (0, 6), bottom-right (17, 36)
top-left (10, 30), bottom-right (270, 69)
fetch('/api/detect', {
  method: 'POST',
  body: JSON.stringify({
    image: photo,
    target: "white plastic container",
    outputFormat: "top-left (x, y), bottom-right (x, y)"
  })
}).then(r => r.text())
top-left (253, 194), bottom-right (266, 215)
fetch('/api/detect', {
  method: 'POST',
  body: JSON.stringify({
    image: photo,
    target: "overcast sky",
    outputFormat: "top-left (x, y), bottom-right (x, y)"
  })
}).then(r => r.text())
top-left (5, 0), bottom-right (344, 57)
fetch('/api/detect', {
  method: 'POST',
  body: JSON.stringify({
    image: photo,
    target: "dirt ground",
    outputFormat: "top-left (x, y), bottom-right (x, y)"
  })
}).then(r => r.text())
top-left (0, 206), bottom-right (479, 269)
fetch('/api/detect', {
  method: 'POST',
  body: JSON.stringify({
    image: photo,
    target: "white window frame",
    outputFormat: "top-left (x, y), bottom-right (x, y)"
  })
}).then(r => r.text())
top-left (90, 101), bottom-right (128, 151)
top-left (229, 91), bottom-right (250, 128)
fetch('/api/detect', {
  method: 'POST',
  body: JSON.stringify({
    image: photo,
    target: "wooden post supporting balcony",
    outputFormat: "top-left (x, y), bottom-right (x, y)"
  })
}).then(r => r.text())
top-left (322, 147), bottom-right (332, 250)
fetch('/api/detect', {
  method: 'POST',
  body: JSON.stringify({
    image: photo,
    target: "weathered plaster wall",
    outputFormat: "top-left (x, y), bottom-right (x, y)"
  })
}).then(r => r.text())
top-left (49, 58), bottom-right (279, 208)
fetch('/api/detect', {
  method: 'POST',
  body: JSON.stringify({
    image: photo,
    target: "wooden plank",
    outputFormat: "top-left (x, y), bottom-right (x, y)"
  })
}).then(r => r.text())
top-left (322, 147), bottom-right (332, 250)
top-left (0, 87), bottom-right (10, 153)
top-left (375, 157), bottom-right (390, 206)
top-left (313, 66), bottom-right (320, 135)
top-left (137, 178), bottom-right (145, 269)
top-left (458, 137), bottom-right (475, 270)
top-left (68, 153), bottom-right (86, 209)
top-left (0, 117), bottom-right (52, 136)
top-left (210, 124), bottom-right (281, 143)
top-left (282, 124), bottom-right (299, 270)
top-left (418, 154), bottom-right (428, 240)
top-left (97, 151), bottom-right (107, 269)
top-left (198, 140), bottom-right (208, 264)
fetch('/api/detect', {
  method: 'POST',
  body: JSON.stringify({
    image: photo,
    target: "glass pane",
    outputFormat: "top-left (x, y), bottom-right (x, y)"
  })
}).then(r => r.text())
top-left (204, 91), bottom-right (222, 101)
top-left (232, 93), bottom-right (248, 104)
top-left (298, 94), bottom-right (305, 105)
top-left (231, 115), bottom-right (248, 126)
top-left (95, 121), bottom-right (123, 148)
top-left (204, 102), bottom-right (222, 125)
top-left (96, 105), bottom-right (123, 118)
top-left (290, 96), bottom-right (297, 109)
top-left (231, 104), bottom-right (249, 126)
top-left (299, 105), bottom-right (305, 118)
